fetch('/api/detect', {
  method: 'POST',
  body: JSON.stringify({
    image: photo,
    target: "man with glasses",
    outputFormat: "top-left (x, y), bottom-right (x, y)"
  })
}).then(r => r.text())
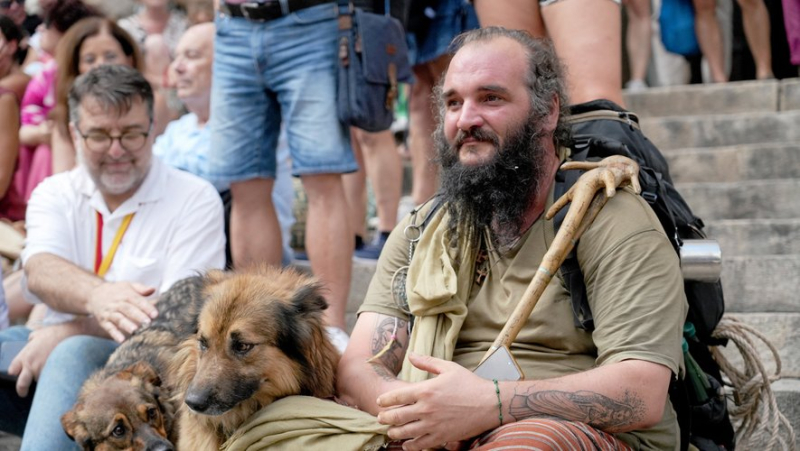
top-left (0, 64), bottom-right (225, 450)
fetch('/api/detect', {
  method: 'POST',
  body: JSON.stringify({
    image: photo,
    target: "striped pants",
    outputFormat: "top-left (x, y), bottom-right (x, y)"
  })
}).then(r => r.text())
top-left (386, 418), bottom-right (632, 450)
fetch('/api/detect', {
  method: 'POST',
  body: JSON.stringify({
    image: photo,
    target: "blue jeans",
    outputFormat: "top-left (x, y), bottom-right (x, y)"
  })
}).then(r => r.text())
top-left (208, 3), bottom-right (357, 186)
top-left (0, 328), bottom-right (117, 450)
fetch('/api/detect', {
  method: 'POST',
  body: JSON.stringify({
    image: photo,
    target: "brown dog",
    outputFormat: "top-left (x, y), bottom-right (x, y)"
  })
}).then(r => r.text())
top-left (172, 266), bottom-right (339, 450)
top-left (61, 276), bottom-right (208, 451)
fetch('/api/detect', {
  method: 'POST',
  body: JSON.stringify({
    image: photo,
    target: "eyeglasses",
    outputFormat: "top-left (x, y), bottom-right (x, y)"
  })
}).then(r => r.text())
top-left (0, 0), bottom-right (24, 8)
top-left (76, 128), bottom-right (150, 153)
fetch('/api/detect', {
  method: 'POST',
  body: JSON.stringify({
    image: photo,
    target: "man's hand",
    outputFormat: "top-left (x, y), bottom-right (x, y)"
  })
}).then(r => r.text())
top-left (8, 325), bottom-right (76, 397)
top-left (86, 282), bottom-right (158, 342)
top-left (376, 353), bottom-right (497, 451)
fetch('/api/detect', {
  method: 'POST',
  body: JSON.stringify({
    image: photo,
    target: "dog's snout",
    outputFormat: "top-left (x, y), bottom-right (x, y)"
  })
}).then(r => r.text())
top-left (184, 388), bottom-right (212, 413)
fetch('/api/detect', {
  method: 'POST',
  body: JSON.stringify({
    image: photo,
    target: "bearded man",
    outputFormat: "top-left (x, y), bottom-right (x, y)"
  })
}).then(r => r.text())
top-left (0, 64), bottom-right (225, 450)
top-left (337, 27), bottom-right (688, 450)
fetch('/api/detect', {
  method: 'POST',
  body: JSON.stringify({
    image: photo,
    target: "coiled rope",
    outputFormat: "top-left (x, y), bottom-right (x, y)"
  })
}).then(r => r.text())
top-left (710, 316), bottom-right (797, 451)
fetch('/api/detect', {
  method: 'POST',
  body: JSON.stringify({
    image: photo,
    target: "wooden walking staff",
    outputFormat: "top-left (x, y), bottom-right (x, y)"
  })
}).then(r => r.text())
top-left (475, 155), bottom-right (642, 380)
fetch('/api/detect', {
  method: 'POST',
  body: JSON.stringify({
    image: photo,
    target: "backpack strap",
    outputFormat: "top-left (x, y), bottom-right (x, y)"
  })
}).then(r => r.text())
top-left (553, 141), bottom-right (595, 331)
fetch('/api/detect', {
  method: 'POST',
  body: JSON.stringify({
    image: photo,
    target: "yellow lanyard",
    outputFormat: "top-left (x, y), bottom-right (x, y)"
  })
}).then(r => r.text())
top-left (94, 212), bottom-right (134, 277)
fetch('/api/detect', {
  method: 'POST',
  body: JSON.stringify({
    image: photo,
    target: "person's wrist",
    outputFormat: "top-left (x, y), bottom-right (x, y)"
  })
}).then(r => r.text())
top-left (492, 379), bottom-right (504, 427)
top-left (86, 281), bottom-right (109, 315)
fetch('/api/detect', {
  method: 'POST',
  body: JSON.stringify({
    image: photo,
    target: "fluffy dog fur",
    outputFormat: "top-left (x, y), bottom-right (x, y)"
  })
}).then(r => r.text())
top-left (61, 276), bottom-right (208, 451)
top-left (172, 266), bottom-right (340, 450)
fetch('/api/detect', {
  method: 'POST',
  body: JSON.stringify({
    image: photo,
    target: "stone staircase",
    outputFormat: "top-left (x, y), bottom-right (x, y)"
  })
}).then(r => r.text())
top-left (342, 78), bottom-right (800, 447)
top-left (629, 78), bottom-right (800, 447)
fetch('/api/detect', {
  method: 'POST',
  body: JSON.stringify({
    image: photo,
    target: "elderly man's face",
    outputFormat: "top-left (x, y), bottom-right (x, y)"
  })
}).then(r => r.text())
top-left (440, 37), bottom-right (532, 167)
top-left (169, 24), bottom-right (213, 105)
top-left (71, 97), bottom-right (153, 200)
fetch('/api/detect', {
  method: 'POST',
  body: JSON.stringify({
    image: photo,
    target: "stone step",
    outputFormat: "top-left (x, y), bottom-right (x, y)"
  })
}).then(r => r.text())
top-left (623, 79), bottom-right (781, 118)
top-left (781, 78), bottom-right (800, 111)
top-left (0, 432), bottom-right (18, 451)
top-left (721, 255), bottom-right (800, 313)
top-left (663, 143), bottom-right (800, 184)
top-left (639, 110), bottom-right (800, 151)
top-left (676, 179), bottom-right (800, 220)
top-left (705, 219), bottom-right (800, 257)
top-left (771, 378), bottom-right (800, 450)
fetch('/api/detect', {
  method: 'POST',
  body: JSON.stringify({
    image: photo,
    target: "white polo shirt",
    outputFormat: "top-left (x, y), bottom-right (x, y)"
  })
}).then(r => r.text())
top-left (21, 157), bottom-right (226, 325)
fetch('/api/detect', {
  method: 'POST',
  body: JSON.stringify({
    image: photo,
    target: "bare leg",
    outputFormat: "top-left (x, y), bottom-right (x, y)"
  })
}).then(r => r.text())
top-left (737, 0), bottom-right (773, 79)
top-left (623, 0), bottom-right (653, 84)
top-left (542, 0), bottom-right (625, 105)
top-left (229, 178), bottom-right (282, 268)
top-left (354, 129), bottom-right (402, 231)
top-left (343, 128), bottom-right (368, 240)
top-left (693, 0), bottom-right (728, 82)
top-left (473, 0), bottom-right (546, 38)
top-left (408, 56), bottom-right (450, 205)
top-left (302, 173), bottom-right (353, 330)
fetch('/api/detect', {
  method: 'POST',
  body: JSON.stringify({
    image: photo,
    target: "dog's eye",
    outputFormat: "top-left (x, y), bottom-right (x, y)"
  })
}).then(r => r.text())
top-left (147, 407), bottom-right (158, 421)
top-left (112, 423), bottom-right (126, 438)
top-left (232, 342), bottom-right (254, 355)
top-left (198, 336), bottom-right (208, 351)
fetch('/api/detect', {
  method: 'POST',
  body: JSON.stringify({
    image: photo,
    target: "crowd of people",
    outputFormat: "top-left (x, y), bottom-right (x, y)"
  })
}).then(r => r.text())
top-left (0, 0), bottom-right (797, 448)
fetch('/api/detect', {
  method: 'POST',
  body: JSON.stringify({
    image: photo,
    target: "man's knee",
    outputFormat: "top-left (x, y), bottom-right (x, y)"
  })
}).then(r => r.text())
top-left (47, 335), bottom-right (117, 372)
top-left (473, 418), bottom-right (630, 450)
top-left (230, 178), bottom-right (275, 206)
top-left (301, 174), bottom-right (346, 205)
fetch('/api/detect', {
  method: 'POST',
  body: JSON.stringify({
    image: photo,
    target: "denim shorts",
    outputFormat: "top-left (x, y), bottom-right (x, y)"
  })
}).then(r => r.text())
top-left (406, 0), bottom-right (479, 66)
top-left (208, 3), bottom-right (356, 183)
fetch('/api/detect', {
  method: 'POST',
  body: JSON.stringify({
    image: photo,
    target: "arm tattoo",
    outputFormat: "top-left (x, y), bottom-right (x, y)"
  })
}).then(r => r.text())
top-left (369, 317), bottom-right (407, 379)
top-left (369, 362), bottom-right (398, 382)
top-left (508, 387), bottom-right (646, 431)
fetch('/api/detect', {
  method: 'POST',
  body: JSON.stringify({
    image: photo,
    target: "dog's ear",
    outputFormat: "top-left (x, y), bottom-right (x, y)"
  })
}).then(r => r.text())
top-left (61, 408), bottom-right (90, 447)
top-left (204, 269), bottom-right (230, 286)
top-left (123, 361), bottom-right (162, 387)
top-left (290, 283), bottom-right (328, 315)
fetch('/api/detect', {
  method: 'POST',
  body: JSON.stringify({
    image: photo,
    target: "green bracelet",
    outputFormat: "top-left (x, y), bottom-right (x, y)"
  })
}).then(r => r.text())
top-left (492, 379), bottom-right (503, 426)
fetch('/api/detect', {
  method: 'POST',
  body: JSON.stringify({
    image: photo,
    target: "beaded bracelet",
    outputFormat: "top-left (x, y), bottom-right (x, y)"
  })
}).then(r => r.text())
top-left (492, 379), bottom-right (503, 426)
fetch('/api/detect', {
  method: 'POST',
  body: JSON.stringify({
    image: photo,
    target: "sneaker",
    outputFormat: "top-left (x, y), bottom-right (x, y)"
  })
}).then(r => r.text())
top-left (624, 79), bottom-right (648, 92)
top-left (326, 326), bottom-right (350, 354)
top-left (353, 232), bottom-right (389, 260)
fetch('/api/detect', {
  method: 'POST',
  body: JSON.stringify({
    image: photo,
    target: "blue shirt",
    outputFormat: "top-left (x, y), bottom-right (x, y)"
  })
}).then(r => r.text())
top-left (154, 113), bottom-right (296, 263)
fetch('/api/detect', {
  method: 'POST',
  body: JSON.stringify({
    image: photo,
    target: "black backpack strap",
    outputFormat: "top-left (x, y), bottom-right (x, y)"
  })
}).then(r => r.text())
top-left (553, 142), bottom-right (595, 332)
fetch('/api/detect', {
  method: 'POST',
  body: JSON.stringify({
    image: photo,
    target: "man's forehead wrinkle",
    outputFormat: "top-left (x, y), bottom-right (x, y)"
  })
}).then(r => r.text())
top-left (79, 100), bottom-right (149, 131)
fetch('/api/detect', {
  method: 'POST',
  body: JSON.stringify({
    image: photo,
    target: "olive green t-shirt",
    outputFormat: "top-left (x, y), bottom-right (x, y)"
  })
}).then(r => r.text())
top-left (359, 188), bottom-right (688, 450)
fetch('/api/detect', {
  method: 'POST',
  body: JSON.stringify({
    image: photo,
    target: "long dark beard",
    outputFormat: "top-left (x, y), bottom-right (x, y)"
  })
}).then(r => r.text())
top-left (435, 114), bottom-right (549, 251)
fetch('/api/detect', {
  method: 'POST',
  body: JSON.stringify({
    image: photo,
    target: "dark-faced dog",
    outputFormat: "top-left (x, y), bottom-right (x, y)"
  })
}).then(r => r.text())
top-left (171, 266), bottom-right (340, 450)
top-left (61, 276), bottom-right (207, 450)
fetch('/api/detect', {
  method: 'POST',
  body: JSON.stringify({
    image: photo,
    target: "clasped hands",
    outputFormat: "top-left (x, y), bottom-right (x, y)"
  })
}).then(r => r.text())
top-left (376, 353), bottom-right (499, 451)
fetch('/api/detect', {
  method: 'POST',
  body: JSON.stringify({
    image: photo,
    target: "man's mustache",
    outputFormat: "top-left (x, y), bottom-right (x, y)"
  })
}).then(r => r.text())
top-left (454, 127), bottom-right (500, 149)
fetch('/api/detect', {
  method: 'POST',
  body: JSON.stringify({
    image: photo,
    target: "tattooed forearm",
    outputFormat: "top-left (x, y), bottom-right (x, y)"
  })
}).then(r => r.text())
top-left (370, 317), bottom-right (407, 374)
top-left (369, 362), bottom-right (398, 382)
top-left (508, 388), bottom-right (646, 431)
